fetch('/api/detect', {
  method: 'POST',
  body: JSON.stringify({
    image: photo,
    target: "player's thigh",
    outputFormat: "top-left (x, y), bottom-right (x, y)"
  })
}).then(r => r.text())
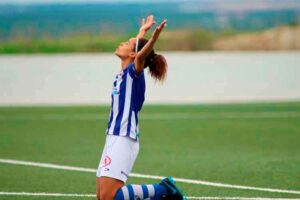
top-left (96, 176), bottom-right (124, 200)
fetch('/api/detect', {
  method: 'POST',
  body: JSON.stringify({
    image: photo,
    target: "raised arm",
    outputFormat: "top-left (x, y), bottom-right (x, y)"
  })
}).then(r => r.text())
top-left (135, 19), bottom-right (167, 74)
top-left (136, 15), bottom-right (156, 39)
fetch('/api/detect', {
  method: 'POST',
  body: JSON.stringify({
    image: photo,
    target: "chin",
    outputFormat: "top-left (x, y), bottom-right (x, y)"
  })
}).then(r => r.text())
top-left (115, 52), bottom-right (122, 59)
top-left (115, 48), bottom-right (120, 54)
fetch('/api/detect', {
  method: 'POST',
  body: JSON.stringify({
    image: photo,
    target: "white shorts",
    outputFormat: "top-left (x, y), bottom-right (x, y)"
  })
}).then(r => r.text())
top-left (96, 135), bottom-right (139, 183)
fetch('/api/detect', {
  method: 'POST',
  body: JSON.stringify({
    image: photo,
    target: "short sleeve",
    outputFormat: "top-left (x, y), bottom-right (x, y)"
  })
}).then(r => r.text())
top-left (128, 63), bottom-right (144, 79)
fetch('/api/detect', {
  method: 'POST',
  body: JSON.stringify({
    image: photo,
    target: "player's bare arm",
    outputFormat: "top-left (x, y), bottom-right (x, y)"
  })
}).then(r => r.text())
top-left (135, 19), bottom-right (167, 74)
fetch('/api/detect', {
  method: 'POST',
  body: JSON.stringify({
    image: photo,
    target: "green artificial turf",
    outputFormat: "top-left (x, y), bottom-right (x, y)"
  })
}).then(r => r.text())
top-left (0, 102), bottom-right (300, 199)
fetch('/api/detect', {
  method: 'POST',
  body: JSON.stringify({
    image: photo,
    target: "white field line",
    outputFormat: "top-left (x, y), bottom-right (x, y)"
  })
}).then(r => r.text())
top-left (1, 159), bottom-right (300, 195)
top-left (0, 192), bottom-right (299, 200)
top-left (0, 111), bottom-right (300, 121)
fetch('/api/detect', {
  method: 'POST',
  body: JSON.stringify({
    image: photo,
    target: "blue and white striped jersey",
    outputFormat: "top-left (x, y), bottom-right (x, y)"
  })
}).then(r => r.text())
top-left (105, 63), bottom-right (145, 140)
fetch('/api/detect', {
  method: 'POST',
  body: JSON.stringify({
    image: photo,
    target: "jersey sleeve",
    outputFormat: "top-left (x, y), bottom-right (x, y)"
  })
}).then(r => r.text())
top-left (128, 63), bottom-right (144, 79)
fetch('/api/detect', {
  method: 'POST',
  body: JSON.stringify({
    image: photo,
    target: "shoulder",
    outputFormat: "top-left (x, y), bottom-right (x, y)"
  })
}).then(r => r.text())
top-left (126, 63), bottom-right (144, 79)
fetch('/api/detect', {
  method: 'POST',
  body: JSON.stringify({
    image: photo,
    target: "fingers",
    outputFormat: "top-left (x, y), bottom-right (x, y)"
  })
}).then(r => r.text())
top-left (141, 18), bottom-right (145, 26)
top-left (151, 19), bottom-right (167, 41)
top-left (141, 15), bottom-right (166, 32)
top-left (147, 15), bottom-right (156, 25)
top-left (147, 15), bottom-right (153, 23)
top-left (157, 19), bottom-right (167, 31)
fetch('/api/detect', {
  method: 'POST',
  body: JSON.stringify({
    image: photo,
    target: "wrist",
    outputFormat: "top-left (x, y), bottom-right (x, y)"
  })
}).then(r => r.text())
top-left (149, 38), bottom-right (156, 44)
top-left (139, 28), bottom-right (146, 34)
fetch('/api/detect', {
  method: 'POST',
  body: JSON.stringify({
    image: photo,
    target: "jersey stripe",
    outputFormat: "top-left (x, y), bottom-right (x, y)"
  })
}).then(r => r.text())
top-left (120, 73), bottom-right (133, 135)
top-left (130, 110), bottom-right (137, 139)
top-left (126, 107), bottom-right (133, 137)
top-left (112, 73), bottom-right (127, 135)
top-left (106, 93), bottom-right (114, 132)
top-left (107, 75), bottom-right (122, 134)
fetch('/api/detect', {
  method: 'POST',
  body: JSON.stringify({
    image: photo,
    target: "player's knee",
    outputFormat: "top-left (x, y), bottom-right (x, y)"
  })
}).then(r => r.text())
top-left (96, 191), bottom-right (101, 200)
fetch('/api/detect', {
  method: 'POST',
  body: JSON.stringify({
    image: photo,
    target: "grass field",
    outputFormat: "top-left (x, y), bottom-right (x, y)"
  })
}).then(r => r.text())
top-left (0, 102), bottom-right (300, 199)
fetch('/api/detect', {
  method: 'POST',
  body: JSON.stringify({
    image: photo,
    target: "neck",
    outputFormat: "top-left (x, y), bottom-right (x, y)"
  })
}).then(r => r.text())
top-left (121, 58), bottom-right (133, 70)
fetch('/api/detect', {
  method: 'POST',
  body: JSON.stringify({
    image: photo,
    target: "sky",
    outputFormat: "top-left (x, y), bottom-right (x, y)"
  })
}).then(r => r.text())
top-left (0, 0), bottom-right (300, 5)
top-left (1, 0), bottom-right (300, 12)
top-left (1, 0), bottom-right (300, 5)
top-left (0, 0), bottom-right (181, 3)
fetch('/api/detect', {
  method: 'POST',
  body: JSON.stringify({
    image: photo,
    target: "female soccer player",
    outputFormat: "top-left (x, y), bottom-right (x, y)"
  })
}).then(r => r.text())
top-left (96, 15), bottom-right (187, 200)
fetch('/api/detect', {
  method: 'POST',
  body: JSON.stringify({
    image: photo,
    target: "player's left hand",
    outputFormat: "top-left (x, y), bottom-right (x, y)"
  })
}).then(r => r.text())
top-left (140, 15), bottom-right (156, 32)
top-left (151, 19), bottom-right (167, 42)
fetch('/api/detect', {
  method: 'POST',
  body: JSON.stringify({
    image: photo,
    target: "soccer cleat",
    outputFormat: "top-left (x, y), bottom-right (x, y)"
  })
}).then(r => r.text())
top-left (160, 176), bottom-right (188, 200)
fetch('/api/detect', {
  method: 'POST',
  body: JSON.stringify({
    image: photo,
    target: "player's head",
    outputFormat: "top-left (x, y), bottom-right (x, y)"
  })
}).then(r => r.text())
top-left (115, 37), bottom-right (167, 82)
top-left (115, 37), bottom-right (137, 60)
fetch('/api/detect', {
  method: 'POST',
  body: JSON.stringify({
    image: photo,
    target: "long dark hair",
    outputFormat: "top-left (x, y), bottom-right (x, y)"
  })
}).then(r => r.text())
top-left (135, 38), bottom-right (168, 82)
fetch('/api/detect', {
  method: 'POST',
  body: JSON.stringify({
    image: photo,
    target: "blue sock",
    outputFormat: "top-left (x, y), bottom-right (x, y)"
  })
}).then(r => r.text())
top-left (114, 184), bottom-right (167, 200)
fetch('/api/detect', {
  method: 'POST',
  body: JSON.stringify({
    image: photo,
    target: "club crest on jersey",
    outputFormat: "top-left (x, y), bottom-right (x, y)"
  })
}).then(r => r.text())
top-left (112, 87), bottom-right (120, 95)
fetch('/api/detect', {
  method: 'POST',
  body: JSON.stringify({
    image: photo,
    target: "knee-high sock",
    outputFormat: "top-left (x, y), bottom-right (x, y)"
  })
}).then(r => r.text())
top-left (114, 184), bottom-right (167, 200)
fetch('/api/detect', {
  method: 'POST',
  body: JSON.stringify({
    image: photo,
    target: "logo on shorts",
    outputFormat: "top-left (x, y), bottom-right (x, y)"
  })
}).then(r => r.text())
top-left (121, 171), bottom-right (129, 178)
top-left (103, 155), bottom-right (112, 167)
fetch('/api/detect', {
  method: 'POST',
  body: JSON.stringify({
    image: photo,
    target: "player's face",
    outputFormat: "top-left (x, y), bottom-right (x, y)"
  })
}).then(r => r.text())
top-left (115, 37), bottom-right (136, 59)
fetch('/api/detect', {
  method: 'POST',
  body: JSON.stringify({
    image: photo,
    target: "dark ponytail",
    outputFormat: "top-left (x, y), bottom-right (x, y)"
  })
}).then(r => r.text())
top-left (135, 38), bottom-right (168, 82)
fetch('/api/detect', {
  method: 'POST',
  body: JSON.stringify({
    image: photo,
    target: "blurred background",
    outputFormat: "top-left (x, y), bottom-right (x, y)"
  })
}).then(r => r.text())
top-left (0, 0), bottom-right (300, 105)
top-left (1, 1), bottom-right (300, 198)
